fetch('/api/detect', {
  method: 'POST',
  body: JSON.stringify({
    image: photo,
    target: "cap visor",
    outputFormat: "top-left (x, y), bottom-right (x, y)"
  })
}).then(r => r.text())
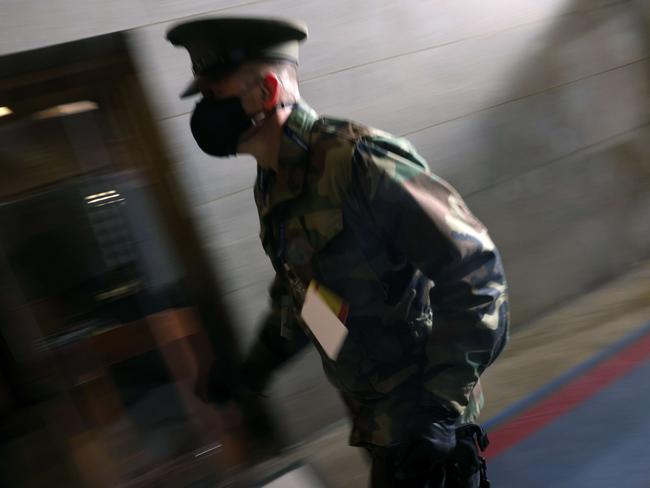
top-left (180, 77), bottom-right (201, 98)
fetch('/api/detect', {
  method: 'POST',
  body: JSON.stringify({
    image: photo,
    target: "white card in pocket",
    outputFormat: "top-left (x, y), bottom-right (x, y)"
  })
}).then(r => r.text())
top-left (300, 281), bottom-right (349, 361)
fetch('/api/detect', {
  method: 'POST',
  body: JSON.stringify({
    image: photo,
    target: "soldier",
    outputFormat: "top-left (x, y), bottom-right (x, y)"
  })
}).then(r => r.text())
top-left (167, 16), bottom-right (509, 487)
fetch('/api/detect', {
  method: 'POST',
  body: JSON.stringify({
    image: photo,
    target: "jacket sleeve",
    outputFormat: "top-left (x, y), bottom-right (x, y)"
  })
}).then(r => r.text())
top-left (240, 273), bottom-right (310, 393)
top-left (350, 137), bottom-right (510, 416)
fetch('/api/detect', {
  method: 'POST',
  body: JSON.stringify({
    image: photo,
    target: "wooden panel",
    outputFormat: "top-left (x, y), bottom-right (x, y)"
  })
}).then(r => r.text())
top-left (0, 0), bottom-right (148, 55)
top-left (300, 2), bottom-right (645, 136)
top-left (189, 190), bottom-right (279, 326)
top-left (0, 0), bottom-right (264, 55)
top-left (89, 319), bottom-right (157, 364)
top-left (206, 235), bottom-right (273, 300)
top-left (146, 308), bottom-right (202, 345)
top-left (230, 0), bottom-right (606, 80)
top-left (219, 278), bottom-right (272, 346)
top-left (465, 126), bottom-right (650, 324)
top-left (3, 0), bottom-right (617, 60)
top-left (157, 113), bottom-right (257, 206)
top-left (192, 187), bottom-right (259, 243)
top-left (140, 0), bottom-right (265, 24)
top-left (408, 60), bottom-right (649, 195)
top-left (266, 348), bottom-right (347, 445)
top-left (130, 0), bottom-right (636, 120)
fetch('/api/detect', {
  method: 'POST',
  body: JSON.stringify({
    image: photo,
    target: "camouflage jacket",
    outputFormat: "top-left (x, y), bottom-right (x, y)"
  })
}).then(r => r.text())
top-left (246, 102), bottom-right (509, 447)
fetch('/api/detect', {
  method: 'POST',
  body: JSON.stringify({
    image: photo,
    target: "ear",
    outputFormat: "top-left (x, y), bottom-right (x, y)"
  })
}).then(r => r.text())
top-left (261, 72), bottom-right (280, 111)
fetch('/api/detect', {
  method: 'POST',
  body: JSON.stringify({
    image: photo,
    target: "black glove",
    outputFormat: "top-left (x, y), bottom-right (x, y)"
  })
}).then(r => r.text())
top-left (394, 411), bottom-right (458, 480)
top-left (195, 360), bottom-right (264, 405)
top-left (203, 361), bottom-right (236, 404)
top-left (446, 424), bottom-right (491, 488)
top-left (194, 359), bottom-right (279, 448)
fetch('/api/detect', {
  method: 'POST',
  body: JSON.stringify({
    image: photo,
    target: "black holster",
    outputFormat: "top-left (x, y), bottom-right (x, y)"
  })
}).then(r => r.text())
top-left (444, 424), bottom-right (490, 488)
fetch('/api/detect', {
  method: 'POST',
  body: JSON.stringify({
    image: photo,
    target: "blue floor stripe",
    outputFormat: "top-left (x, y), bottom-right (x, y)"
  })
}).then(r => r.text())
top-left (485, 320), bottom-right (650, 430)
top-left (488, 358), bottom-right (650, 487)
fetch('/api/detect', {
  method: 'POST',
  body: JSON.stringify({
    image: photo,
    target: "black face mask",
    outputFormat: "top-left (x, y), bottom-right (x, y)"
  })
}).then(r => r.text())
top-left (190, 96), bottom-right (254, 157)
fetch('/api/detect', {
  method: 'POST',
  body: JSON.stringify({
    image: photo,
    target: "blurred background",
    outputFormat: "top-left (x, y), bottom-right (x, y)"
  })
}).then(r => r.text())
top-left (1, 1), bottom-right (649, 487)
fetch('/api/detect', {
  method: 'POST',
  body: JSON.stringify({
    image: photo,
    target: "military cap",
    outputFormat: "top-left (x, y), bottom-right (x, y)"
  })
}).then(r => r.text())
top-left (166, 17), bottom-right (308, 98)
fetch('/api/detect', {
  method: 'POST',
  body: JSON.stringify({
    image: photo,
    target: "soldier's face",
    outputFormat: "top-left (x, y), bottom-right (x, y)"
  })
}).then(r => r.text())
top-left (187, 67), bottom-right (266, 156)
top-left (199, 66), bottom-right (266, 117)
top-left (190, 62), bottom-right (287, 159)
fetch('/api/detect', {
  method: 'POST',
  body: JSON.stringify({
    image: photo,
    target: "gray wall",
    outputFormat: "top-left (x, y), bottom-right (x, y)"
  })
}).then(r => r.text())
top-left (3, 0), bottom-right (649, 443)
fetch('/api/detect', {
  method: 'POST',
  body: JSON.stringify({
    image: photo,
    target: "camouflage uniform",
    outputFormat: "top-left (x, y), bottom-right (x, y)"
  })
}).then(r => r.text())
top-left (245, 102), bottom-right (509, 448)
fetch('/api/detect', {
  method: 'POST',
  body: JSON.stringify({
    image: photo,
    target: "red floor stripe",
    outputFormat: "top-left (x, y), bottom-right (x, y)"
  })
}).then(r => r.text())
top-left (486, 332), bottom-right (650, 459)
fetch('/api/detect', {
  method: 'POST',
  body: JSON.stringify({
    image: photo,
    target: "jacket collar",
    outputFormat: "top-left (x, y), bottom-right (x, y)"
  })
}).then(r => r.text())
top-left (254, 102), bottom-right (318, 219)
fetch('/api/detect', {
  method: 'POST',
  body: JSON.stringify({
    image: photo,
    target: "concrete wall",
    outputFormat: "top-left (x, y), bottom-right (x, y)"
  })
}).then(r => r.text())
top-left (3, 0), bottom-right (649, 443)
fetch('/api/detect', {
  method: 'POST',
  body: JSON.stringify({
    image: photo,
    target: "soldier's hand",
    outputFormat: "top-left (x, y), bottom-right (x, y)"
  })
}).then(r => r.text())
top-left (394, 416), bottom-right (457, 479)
top-left (195, 360), bottom-right (268, 405)
top-left (195, 360), bottom-right (281, 453)
top-left (194, 360), bottom-right (236, 405)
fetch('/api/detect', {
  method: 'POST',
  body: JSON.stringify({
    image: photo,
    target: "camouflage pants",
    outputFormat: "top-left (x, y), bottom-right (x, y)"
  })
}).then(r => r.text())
top-left (366, 425), bottom-right (487, 488)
